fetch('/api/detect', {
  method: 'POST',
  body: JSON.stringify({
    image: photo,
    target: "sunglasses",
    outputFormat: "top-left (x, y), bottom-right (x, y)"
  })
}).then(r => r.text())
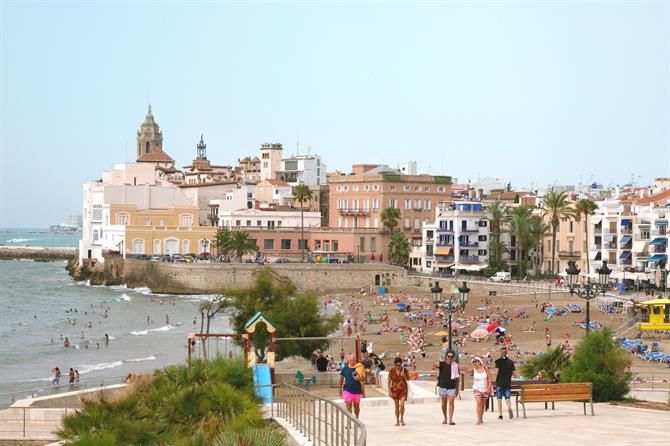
top-left (446, 355), bottom-right (454, 358)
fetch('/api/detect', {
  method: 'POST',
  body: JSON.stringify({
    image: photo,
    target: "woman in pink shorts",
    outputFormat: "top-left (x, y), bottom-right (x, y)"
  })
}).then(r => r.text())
top-left (339, 354), bottom-right (365, 418)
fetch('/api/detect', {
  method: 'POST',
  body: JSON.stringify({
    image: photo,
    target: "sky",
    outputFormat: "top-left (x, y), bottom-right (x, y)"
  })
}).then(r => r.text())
top-left (0, 0), bottom-right (668, 228)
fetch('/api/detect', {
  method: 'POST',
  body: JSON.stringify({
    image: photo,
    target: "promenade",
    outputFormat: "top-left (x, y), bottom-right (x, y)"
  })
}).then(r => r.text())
top-left (356, 390), bottom-right (670, 446)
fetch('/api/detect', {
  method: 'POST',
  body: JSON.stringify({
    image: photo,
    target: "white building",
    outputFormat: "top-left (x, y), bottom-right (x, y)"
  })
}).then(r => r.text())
top-left (260, 143), bottom-right (284, 181)
top-left (277, 154), bottom-right (328, 186)
top-left (216, 207), bottom-right (321, 230)
top-left (421, 201), bottom-right (490, 274)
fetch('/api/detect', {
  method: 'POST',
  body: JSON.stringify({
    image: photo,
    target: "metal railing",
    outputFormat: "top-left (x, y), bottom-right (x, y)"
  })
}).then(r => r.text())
top-left (0, 407), bottom-right (74, 441)
top-left (273, 383), bottom-right (366, 446)
top-left (628, 372), bottom-right (670, 392)
top-left (0, 375), bottom-right (126, 408)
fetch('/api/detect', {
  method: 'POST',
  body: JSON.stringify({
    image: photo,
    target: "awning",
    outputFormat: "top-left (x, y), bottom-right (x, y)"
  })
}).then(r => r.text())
top-left (619, 235), bottom-right (632, 245)
top-left (621, 219), bottom-right (632, 226)
top-left (435, 247), bottom-right (452, 256)
top-left (619, 251), bottom-right (632, 260)
top-left (650, 237), bottom-right (667, 246)
top-left (588, 250), bottom-right (600, 260)
top-left (649, 254), bottom-right (667, 263)
top-left (632, 241), bottom-right (648, 253)
top-left (590, 216), bottom-right (602, 225)
top-left (433, 262), bottom-right (454, 268)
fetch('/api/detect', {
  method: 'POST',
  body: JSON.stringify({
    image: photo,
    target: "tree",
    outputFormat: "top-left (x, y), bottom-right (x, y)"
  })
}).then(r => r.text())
top-left (228, 230), bottom-right (258, 262)
top-left (292, 184), bottom-right (313, 262)
top-left (198, 296), bottom-right (228, 359)
top-left (485, 200), bottom-right (507, 267)
top-left (215, 229), bottom-right (232, 259)
top-left (529, 216), bottom-right (551, 275)
top-left (223, 268), bottom-right (341, 361)
top-left (381, 207), bottom-right (401, 233)
top-left (542, 189), bottom-right (577, 275)
top-left (520, 345), bottom-right (571, 383)
top-left (507, 206), bottom-right (534, 278)
top-left (387, 231), bottom-right (410, 266)
top-left (561, 328), bottom-right (632, 402)
top-left (573, 199), bottom-right (599, 274)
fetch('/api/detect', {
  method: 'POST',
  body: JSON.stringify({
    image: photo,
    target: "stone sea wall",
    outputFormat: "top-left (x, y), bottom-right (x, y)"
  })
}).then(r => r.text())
top-left (0, 246), bottom-right (76, 261)
top-left (116, 259), bottom-right (410, 294)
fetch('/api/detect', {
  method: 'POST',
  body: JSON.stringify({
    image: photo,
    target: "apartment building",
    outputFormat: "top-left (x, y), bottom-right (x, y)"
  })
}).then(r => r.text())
top-left (276, 154), bottom-right (327, 186)
top-left (328, 164), bottom-right (453, 247)
top-left (420, 201), bottom-right (490, 274)
top-left (634, 191), bottom-right (669, 274)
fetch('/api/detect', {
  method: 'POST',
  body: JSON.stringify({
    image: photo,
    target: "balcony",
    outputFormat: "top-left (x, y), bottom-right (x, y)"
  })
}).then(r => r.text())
top-left (425, 238), bottom-right (434, 244)
top-left (338, 208), bottom-right (370, 216)
top-left (437, 241), bottom-right (454, 247)
top-left (558, 250), bottom-right (581, 258)
top-left (461, 229), bottom-right (480, 234)
top-left (437, 228), bottom-right (454, 234)
top-left (435, 256), bottom-right (455, 263)
top-left (460, 241), bottom-right (479, 248)
top-left (459, 256), bottom-right (480, 263)
top-left (652, 229), bottom-right (668, 237)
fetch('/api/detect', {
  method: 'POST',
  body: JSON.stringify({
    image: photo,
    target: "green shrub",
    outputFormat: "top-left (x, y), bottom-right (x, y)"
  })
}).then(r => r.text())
top-left (520, 345), bottom-right (570, 382)
top-left (560, 328), bottom-right (632, 402)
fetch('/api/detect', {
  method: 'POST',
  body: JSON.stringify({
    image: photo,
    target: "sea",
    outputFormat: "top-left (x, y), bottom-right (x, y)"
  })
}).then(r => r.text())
top-left (0, 229), bottom-right (234, 406)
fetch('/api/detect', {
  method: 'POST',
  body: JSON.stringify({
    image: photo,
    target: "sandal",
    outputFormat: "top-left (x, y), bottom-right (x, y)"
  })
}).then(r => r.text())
top-left (449, 422), bottom-right (455, 425)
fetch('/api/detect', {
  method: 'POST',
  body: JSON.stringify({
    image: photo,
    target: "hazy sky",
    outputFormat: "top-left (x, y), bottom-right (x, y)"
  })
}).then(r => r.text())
top-left (0, 1), bottom-right (668, 227)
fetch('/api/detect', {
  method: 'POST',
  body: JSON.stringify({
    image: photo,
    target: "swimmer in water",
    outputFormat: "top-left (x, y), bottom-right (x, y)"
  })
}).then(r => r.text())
top-left (147, 316), bottom-right (151, 325)
top-left (64, 337), bottom-right (70, 348)
top-left (104, 334), bottom-right (109, 346)
top-left (165, 314), bottom-right (170, 325)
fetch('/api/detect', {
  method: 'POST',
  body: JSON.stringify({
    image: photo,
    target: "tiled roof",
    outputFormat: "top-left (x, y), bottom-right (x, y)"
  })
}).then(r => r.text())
top-left (263, 179), bottom-right (291, 186)
top-left (137, 149), bottom-right (175, 163)
top-left (636, 189), bottom-right (670, 205)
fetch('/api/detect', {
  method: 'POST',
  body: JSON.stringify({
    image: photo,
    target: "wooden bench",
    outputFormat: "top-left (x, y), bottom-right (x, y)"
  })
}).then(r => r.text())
top-left (519, 382), bottom-right (594, 418)
top-left (487, 380), bottom-right (545, 415)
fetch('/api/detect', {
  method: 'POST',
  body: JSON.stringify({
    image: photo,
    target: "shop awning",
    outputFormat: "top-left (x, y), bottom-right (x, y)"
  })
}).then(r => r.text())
top-left (435, 247), bottom-right (452, 256)
top-left (649, 254), bottom-right (668, 263)
top-left (650, 237), bottom-right (667, 246)
top-left (619, 251), bottom-right (632, 260)
top-left (619, 235), bottom-right (632, 245)
top-left (632, 241), bottom-right (648, 253)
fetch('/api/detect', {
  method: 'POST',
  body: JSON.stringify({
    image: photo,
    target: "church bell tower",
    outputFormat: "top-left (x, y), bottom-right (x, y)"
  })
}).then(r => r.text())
top-left (136, 105), bottom-right (164, 160)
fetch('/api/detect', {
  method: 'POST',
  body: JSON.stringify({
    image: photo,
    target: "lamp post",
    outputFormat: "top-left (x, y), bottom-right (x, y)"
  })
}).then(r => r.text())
top-left (458, 281), bottom-right (470, 311)
top-left (565, 260), bottom-right (611, 333)
top-left (431, 281), bottom-right (443, 311)
top-left (202, 238), bottom-right (210, 254)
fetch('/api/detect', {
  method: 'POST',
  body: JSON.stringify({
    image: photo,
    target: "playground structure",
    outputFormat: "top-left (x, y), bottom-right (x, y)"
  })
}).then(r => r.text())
top-left (637, 298), bottom-right (670, 332)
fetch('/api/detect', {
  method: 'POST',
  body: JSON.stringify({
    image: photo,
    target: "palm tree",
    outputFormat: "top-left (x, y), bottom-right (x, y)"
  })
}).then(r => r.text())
top-left (542, 189), bottom-right (577, 275)
top-left (381, 207), bottom-right (401, 233)
top-left (485, 200), bottom-right (507, 266)
top-left (229, 230), bottom-right (258, 262)
top-left (529, 216), bottom-right (551, 275)
top-left (387, 231), bottom-right (410, 266)
top-left (508, 206), bottom-right (533, 279)
top-left (215, 229), bottom-right (232, 259)
top-left (573, 199), bottom-right (599, 274)
top-left (292, 184), bottom-right (313, 262)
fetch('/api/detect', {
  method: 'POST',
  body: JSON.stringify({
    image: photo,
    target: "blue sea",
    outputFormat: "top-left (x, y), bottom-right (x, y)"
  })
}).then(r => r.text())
top-left (0, 229), bottom-right (235, 406)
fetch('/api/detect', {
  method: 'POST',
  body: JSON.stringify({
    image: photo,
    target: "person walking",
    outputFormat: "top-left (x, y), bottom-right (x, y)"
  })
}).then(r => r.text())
top-left (68, 368), bottom-right (75, 385)
top-left (545, 327), bottom-right (552, 349)
top-left (435, 350), bottom-right (459, 425)
top-left (471, 356), bottom-right (492, 425)
top-left (339, 354), bottom-right (365, 418)
top-left (388, 357), bottom-right (409, 426)
top-left (494, 346), bottom-right (516, 420)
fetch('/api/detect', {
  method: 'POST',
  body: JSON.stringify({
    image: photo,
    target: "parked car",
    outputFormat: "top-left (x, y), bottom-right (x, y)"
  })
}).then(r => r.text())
top-left (162, 254), bottom-right (174, 262)
top-left (274, 257), bottom-right (289, 263)
top-left (172, 254), bottom-right (185, 263)
top-left (150, 255), bottom-right (161, 262)
top-left (183, 255), bottom-right (195, 263)
top-left (198, 252), bottom-right (211, 261)
top-left (137, 254), bottom-right (150, 261)
top-left (489, 271), bottom-right (511, 283)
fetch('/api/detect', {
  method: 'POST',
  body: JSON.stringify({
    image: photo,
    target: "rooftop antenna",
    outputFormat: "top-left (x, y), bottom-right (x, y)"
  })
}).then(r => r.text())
top-left (125, 142), bottom-right (128, 163)
top-left (296, 136), bottom-right (300, 156)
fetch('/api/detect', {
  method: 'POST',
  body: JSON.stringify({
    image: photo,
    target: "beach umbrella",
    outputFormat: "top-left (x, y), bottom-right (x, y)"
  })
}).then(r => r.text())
top-left (396, 303), bottom-right (407, 308)
top-left (434, 331), bottom-right (449, 337)
top-left (486, 323), bottom-right (499, 332)
top-left (514, 306), bottom-right (526, 316)
top-left (494, 326), bottom-right (506, 334)
top-left (451, 322), bottom-right (465, 331)
top-left (423, 311), bottom-right (436, 317)
top-left (470, 328), bottom-right (490, 339)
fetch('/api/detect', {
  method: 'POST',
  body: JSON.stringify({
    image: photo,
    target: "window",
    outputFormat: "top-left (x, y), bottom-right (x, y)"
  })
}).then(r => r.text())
top-left (236, 220), bottom-right (241, 226)
top-left (414, 218), bottom-right (420, 229)
top-left (370, 237), bottom-right (377, 252)
top-left (182, 239), bottom-right (190, 254)
top-left (364, 185), bottom-right (370, 191)
top-left (257, 220), bottom-right (262, 226)
top-left (414, 186), bottom-right (420, 192)
top-left (461, 220), bottom-right (467, 230)
top-left (373, 199), bottom-right (379, 209)
top-left (404, 199), bottom-right (412, 210)
top-left (281, 239), bottom-right (292, 250)
top-left (404, 217), bottom-right (410, 229)
top-left (569, 221), bottom-right (574, 233)
top-left (314, 240), bottom-right (321, 250)
top-left (373, 184), bottom-right (380, 191)
top-left (478, 249), bottom-right (488, 256)
top-left (390, 186), bottom-right (396, 191)
top-left (116, 213), bottom-right (129, 225)
top-left (568, 240), bottom-right (574, 253)
top-left (403, 185), bottom-right (410, 192)
top-left (246, 220), bottom-right (251, 226)
top-left (92, 229), bottom-right (99, 241)
top-left (424, 200), bottom-right (431, 210)
top-left (298, 240), bottom-right (308, 249)
top-left (414, 199), bottom-right (421, 210)
top-left (640, 229), bottom-right (650, 240)
top-left (424, 186), bottom-right (430, 192)
top-left (353, 199), bottom-right (359, 210)
top-left (267, 221), bottom-right (275, 228)
top-left (479, 220), bottom-right (488, 227)
top-left (438, 186), bottom-right (446, 193)
top-left (264, 239), bottom-right (275, 250)
top-left (389, 199), bottom-right (398, 208)
top-left (478, 235), bottom-right (487, 241)
top-left (333, 240), bottom-right (339, 252)
top-left (374, 217), bottom-right (379, 228)
top-left (153, 239), bottom-right (161, 254)
top-left (359, 237), bottom-right (366, 252)
top-left (364, 199), bottom-right (370, 211)
top-left (277, 221), bottom-right (282, 226)
top-left (324, 240), bottom-right (330, 251)
top-left (144, 219), bottom-right (152, 225)
top-left (353, 185), bottom-right (359, 192)
top-left (159, 219), bottom-right (165, 226)
top-left (92, 204), bottom-right (102, 222)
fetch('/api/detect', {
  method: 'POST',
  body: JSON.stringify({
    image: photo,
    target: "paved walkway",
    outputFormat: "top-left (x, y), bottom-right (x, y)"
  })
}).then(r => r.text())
top-left (355, 390), bottom-right (670, 446)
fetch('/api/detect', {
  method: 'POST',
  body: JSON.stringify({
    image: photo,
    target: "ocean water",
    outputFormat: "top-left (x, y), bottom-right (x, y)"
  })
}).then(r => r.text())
top-left (0, 259), bottom-right (234, 405)
top-left (0, 228), bottom-right (80, 248)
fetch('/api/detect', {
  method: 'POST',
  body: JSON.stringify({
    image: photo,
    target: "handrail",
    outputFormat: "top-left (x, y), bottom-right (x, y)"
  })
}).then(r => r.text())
top-left (272, 383), bottom-right (366, 446)
top-left (0, 375), bottom-right (126, 408)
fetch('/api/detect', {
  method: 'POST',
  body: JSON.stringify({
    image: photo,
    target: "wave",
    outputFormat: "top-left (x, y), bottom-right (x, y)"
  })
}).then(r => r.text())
top-left (5, 238), bottom-right (32, 243)
top-left (109, 284), bottom-right (128, 291)
top-left (130, 330), bottom-right (148, 336)
top-left (77, 361), bottom-right (124, 375)
top-left (149, 324), bottom-right (174, 333)
top-left (126, 355), bottom-right (156, 362)
top-left (117, 294), bottom-right (132, 302)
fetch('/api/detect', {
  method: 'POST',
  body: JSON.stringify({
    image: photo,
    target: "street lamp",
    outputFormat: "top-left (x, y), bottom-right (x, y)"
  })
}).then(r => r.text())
top-left (565, 260), bottom-right (611, 333)
top-left (201, 238), bottom-right (210, 254)
top-left (443, 296), bottom-right (456, 352)
top-left (458, 281), bottom-right (470, 310)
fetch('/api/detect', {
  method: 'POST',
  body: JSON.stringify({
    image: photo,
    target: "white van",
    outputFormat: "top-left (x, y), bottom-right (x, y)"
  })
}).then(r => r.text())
top-left (489, 271), bottom-right (511, 283)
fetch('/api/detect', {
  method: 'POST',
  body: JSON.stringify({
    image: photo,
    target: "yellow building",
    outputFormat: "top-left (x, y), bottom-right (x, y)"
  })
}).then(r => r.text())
top-left (108, 204), bottom-right (217, 256)
top-left (637, 298), bottom-right (670, 332)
